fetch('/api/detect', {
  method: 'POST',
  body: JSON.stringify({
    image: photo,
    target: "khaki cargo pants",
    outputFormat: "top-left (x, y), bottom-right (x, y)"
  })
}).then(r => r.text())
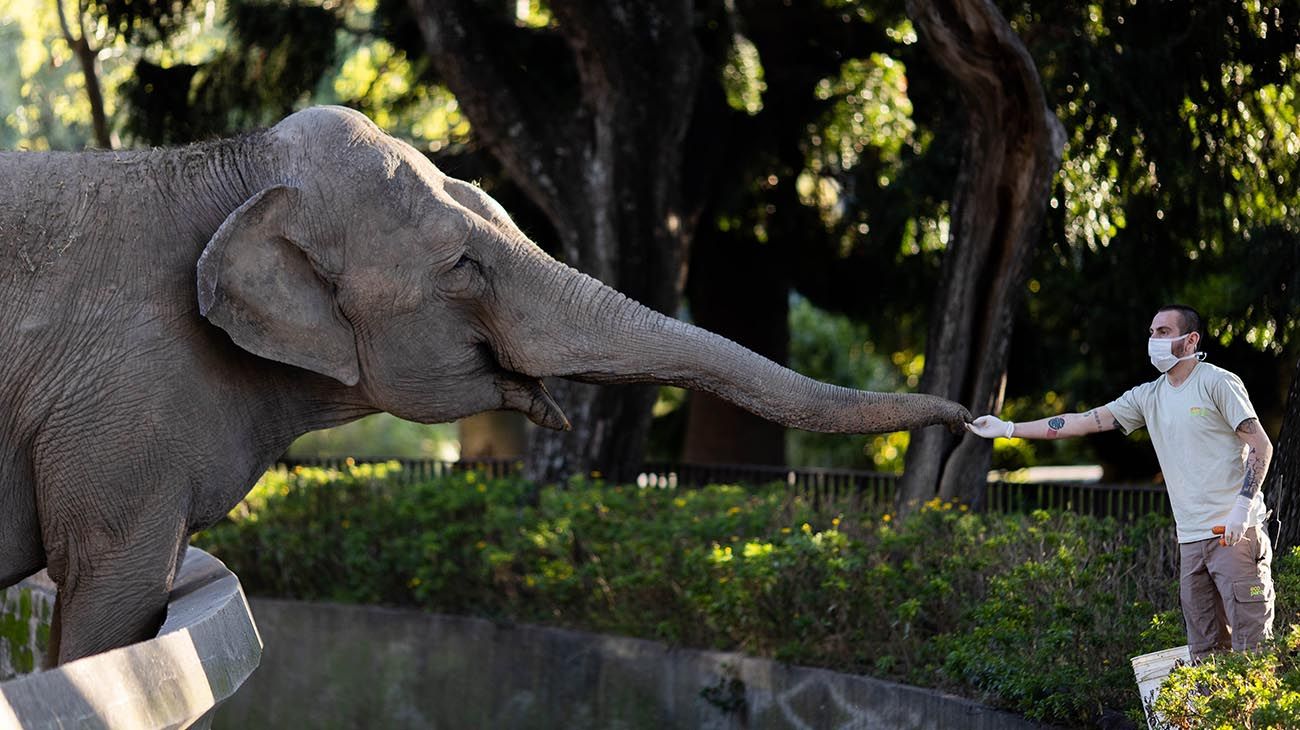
top-left (1180, 524), bottom-right (1275, 659)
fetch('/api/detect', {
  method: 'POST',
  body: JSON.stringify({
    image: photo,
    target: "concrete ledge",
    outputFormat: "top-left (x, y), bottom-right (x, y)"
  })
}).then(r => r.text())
top-left (217, 599), bottom-right (1051, 730)
top-left (0, 548), bottom-right (262, 730)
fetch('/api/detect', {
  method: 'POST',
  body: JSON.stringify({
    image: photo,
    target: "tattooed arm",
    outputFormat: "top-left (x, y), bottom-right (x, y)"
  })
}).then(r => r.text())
top-left (1221, 418), bottom-right (1274, 545)
top-left (968, 406), bottom-right (1121, 440)
top-left (1234, 418), bottom-right (1274, 499)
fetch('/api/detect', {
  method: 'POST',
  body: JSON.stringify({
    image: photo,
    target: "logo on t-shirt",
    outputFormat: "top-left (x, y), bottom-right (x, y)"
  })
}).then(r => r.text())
top-left (1189, 406), bottom-right (1209, 417)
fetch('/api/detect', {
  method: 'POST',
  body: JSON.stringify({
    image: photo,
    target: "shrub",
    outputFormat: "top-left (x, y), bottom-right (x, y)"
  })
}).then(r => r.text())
top-left (197, 466), bottom-right (1206, 727)
top-left (1146, 546), bottom-right (1300, 730)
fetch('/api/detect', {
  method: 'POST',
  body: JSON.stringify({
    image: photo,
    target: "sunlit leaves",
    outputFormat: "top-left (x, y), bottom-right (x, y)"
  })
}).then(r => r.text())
top-left (0, 0), bottom-right (126, 149)
top-left (328, 38), bottom-right (470, 151)
top-left (513, 0), bottom-right (553, 29)
top-left (800, 47), bottom-right (924, 244)
top-left (1057, 114), bottom-right (1126, 256)
top-left (810, 53), bottom-right (915, 173)
top-left (721, 32), bottom-right (765, 116)
top-left (0, 0), bottom-right (221, 149)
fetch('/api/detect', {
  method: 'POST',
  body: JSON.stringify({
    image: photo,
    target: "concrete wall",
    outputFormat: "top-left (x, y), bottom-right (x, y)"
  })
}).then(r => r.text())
top-left (0, 548), bottom-right (262, 730)
top-left (218, 600), bottom-right (1052, 730)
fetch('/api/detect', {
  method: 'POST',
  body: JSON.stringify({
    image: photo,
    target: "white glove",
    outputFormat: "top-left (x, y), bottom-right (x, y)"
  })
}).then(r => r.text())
top-left (1222, 494), bottom-right (1253, 546)
top-left (967, 415), bottom-right (1014, 439)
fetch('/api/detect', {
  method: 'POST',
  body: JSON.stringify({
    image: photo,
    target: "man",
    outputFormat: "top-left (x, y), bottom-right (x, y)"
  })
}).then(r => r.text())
top-left (968, 305), bottom-right (1274, 658)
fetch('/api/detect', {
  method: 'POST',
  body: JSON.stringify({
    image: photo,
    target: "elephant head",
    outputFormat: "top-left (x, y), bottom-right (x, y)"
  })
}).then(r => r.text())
top-left (196, 106), bottom-right (969, 439)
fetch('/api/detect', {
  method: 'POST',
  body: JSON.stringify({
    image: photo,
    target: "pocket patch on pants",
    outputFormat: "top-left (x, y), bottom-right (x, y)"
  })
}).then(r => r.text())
top-left (1233, 579), bottom-right (1272, 604)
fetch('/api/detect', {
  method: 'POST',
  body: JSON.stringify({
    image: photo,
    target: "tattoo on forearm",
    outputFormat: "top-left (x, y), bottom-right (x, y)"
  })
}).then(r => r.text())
top-left (1088, 410), bottom-right (1102, 431)
top-left (1112, 418), bottom-right (1121, 430)
top-left (1240, 444), bottom-right (1269, 498)
top-left (1047, 416), bottom-right (1065, 438)
top-left (1237, 418), bottom-right (1260, 435)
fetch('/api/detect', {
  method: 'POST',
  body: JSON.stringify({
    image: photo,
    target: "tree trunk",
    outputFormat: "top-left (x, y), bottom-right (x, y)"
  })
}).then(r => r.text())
top-left (895, 0), bottom-right (1065, 513)
top-left (407, 0), bottom-right (707, 483)
top-left (457, 412), bottom-right (528, 460)
top-left (56, 0), bottom-right (112, 149)
top-left (1265, 355), bottom-right (1300, 555)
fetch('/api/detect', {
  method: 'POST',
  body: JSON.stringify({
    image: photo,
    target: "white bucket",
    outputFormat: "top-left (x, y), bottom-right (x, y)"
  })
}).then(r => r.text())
top-left (1130, 645), bottom-right (1191, 729)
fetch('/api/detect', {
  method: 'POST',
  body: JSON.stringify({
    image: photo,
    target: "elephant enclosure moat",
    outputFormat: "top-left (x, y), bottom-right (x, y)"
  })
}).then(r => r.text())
top-left (0, 545), bottom-right (1043, 730)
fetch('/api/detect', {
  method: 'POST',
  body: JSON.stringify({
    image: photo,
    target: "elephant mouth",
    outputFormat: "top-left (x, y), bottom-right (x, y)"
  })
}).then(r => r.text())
top-left (481, 344), bottom-right (571, 430)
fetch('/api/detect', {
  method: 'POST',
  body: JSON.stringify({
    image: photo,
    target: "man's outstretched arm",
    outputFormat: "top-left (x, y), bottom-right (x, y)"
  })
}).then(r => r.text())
top-left (967, 405), bottom-right (1122, 440)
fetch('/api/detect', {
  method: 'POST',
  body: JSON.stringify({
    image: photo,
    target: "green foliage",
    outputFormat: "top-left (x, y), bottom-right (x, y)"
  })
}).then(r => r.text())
top-left (1151, 628), bottom-right (1300, 730)
top-left (285, 413), bottom-right (458, 460)
top-left (786, 293), bottom-right (914, 470)
top-left (196, 466), bottom-right (1202, 727)
top-left (936, 512), bottom-right (1181, 724)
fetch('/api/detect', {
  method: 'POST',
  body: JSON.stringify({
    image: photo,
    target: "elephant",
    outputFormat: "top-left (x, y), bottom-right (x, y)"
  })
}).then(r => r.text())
top-left (0, 106), bottom-right (969, 664)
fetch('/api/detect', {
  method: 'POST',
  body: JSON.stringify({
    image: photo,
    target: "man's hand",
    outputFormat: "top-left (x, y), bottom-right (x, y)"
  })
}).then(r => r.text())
top-left (967, 415), bottom-right (1013, 439)
top-left (1221, 494), bottom-right (1253, 546)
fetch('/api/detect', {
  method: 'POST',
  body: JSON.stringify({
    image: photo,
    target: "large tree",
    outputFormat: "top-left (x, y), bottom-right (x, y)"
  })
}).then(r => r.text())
top-left (1266, 355), bottom-right (1300, 555)
top-left (404, 0), bottom-right (722, 482)
top-left (895, 0), bottom-right (1064, 510)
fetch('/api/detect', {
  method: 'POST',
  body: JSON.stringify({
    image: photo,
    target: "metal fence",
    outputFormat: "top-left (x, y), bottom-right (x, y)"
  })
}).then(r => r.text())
top-left (275, 457), bottom-right (1171, 520)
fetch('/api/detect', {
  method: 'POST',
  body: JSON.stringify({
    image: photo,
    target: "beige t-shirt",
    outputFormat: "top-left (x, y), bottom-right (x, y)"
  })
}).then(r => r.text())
top-left (1106, 362), bottom-right (1263, 543)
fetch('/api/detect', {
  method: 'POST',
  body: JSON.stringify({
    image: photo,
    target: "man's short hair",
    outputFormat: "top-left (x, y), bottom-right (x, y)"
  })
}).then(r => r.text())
top-left (1158, 304), bottom-right (1205, 347)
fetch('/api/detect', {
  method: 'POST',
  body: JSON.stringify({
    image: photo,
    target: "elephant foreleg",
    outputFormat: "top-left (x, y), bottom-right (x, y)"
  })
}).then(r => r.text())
top-left (44, 524), bottom-right (187, 664)
top-left (0, 451), bottom-right (45, 589)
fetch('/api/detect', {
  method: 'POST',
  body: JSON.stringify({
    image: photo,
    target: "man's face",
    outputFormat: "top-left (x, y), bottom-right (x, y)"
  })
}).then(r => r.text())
top-left (1150, 310), bottom-right (1197, 356)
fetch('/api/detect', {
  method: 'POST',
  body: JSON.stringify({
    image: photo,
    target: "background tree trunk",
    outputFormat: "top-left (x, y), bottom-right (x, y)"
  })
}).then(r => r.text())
top-left (1265, 356), bottom-right (1300, 555)
top-left (458, 412), bottom-right (528, 461)
top-left (895, 0), bottom-right (1065, 513)
top-left (408, 0), bottom-right (710, 483)
top-left (56, 0), bottom-right (113, 149)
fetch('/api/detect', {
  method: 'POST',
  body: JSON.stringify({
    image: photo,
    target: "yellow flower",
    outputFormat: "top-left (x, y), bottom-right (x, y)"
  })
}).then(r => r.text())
top-left (475, 541), bottom-right (487, 549)
top-left (801, 523), bottom-right (812, 534)
top-left (780, 527), bottom-right (791, 534)
top-left (882, 513), bottom-right (892, 523)
top-left (831, 517), bottom-right (841, 527)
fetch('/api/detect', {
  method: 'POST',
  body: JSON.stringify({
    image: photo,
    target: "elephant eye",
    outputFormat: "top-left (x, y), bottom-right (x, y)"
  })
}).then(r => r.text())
top-left (437, 251), bottom-right (483, 298)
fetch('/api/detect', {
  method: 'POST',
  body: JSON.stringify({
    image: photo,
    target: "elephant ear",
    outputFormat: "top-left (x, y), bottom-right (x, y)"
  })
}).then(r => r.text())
top-left (197, 185), bottom-right (360, 386)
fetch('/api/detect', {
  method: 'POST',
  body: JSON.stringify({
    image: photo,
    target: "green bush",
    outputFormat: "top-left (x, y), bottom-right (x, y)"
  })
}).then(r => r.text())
top-left (197, 465), bottom-right (1239, 728)
top-left (1144, 546), bottom-right (1300, 730)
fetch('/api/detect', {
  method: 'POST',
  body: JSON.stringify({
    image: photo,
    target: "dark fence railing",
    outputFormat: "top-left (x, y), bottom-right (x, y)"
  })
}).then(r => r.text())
top-left (275, 457), bottom-right (1171, 520)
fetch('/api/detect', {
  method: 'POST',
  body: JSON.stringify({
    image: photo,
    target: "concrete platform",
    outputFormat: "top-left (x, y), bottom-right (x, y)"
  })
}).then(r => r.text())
top-left (0, 548), bottom-right (262, 730)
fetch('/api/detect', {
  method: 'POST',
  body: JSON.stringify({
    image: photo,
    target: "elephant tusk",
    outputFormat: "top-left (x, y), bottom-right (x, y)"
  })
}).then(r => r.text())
top-left (497, 374), bottom-right (571, 431)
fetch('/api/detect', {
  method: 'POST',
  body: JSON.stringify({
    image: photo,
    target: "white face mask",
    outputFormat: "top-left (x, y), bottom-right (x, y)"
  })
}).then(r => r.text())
top-left (1148, 333), bottom-right (1203, 373)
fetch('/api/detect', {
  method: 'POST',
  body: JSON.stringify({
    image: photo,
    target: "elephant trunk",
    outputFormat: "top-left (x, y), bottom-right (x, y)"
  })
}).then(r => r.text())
top-left (492, 253), bottom-right (970, 434)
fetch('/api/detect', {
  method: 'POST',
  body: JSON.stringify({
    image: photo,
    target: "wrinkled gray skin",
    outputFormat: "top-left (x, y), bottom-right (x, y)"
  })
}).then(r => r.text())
top-left (0, 106), bottom-right (969, 664)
